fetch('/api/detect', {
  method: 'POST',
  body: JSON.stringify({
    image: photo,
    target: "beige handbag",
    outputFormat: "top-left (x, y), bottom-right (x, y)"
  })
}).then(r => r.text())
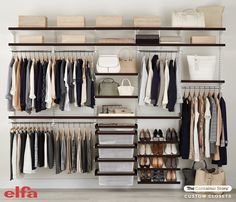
top-left (118, 48), bottom-right (137, 73)
top-left (197, 5), bottom-right (224, 27)
top-left (195, 169), bottom-right (226, 195)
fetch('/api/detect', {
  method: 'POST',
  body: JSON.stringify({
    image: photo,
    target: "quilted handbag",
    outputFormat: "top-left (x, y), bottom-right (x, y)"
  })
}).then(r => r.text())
top-left (172, 9), bottom-right (205, 27)
top-left (96, 55), bottom-right (120, 73)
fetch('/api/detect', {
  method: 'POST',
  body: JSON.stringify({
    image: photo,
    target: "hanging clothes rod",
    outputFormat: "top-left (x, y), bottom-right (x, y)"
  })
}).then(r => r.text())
top-left (11, 50), bottom-right (51, 53)
top-left (10, 121), bottom-right (95, 124)
top-left (137, 50), bottom-right (179, 53)
top-left (54, 50), bottom-right (95, 53)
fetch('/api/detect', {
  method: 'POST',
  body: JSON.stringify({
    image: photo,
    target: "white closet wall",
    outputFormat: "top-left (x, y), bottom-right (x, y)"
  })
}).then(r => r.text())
top-left (0, 0), bottom-right (235, 189)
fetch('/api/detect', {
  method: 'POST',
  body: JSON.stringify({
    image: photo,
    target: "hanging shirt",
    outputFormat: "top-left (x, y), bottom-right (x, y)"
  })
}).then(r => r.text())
top-left (45, 60), bottom-right (52, 109)
top-left (64, 59), bottom-right (70, 111)
top-left (44, 132), bottom-right (48, 168)
top-left (81, 59), bottom-right (87, 106)
top-left (144, 58), bottom-right (153, 104)
top-left (23, 132), bottom-right (33, 174)
top-left (208, 96), bottom-right (217, 154)
top-left (25, 59), bottom-right (32, 114)
top-left (73, 60), bottom-right (77, 107)
top-left (175, 58), bottom-right (183, 104)
top-left (193, 96), bottom-right (200, 161)
top-left (10, 58), bottom-right (18, 109)
top-left (198, 95), bottom-right (205, 159)
top-left (6, 58), bottom-right (15, 111)
top-left (188, 96), bottom-right (195, 160)
top-left (157, 60), bottom-right (165, 107)
top-left (29, 59), bottom-right (36, 108)
top-left (51, 60), bottom-right (56, 106)
top-left (15, 59), bottom-right (22, 111)
top-left (77, 129), bottom-right (82, 173)
top-left (138, 56), bottom-right (148, 105)
top-left (150, 55), bottom-right (160, 106)
top-left (162, 60), bottom-right (169, 108)
top-left (204, 97), bottom-right (211, 158)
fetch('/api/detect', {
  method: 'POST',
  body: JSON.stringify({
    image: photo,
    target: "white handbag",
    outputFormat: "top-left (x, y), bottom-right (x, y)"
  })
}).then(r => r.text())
top-left (187, 55), bottom-right (216, 80)
top-left (118, 79), bottom-right (134, 96)
top-left (172, 9), bottom-right (205, 27)
top-left (96, 55), bottom-right (121, 73)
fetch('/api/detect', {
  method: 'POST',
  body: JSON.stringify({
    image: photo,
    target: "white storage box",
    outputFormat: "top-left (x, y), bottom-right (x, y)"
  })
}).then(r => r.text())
top-left (98, 148), bottom-right (134, 158)
top-left (99, 162), bottom-right (134, 172)
top-left (99, 135), bottom-right (134, 145)
top-left (99, 176), bottom-right (134, 186)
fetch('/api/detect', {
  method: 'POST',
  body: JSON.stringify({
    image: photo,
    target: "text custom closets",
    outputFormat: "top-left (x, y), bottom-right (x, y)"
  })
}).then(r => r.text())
top-left (8, 24), bottom-right (225, 187)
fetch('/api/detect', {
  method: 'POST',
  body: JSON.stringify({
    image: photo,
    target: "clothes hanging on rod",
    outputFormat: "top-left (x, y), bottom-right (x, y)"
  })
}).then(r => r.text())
top-left (138, 54), bottom-right (182, 111)
top-left (6, 55), bottom-right (95, 113)
top-left (180, 89), bottom-right (228, 167)
top-left (10, 125), bottom-right (94, 180)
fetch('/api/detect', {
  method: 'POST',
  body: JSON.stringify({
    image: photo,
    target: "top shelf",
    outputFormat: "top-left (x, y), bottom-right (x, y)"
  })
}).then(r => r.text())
top-left (8, 26), bottom-right (226, 31)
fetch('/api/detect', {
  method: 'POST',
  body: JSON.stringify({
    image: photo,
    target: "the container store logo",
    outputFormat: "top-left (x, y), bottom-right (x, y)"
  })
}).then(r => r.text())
top-left (184, 185), bottom-right (232, 193)
top-left (4, 186), bottom-right (38, 199)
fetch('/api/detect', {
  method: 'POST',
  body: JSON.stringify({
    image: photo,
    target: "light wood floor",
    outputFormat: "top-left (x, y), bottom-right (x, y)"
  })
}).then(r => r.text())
top-left (0, 189), bottom-right (235, 202)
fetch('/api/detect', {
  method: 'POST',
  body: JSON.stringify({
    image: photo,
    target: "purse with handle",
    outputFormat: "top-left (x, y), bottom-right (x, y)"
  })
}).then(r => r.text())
top-left (98, 78), bottom-right (119, 96)
top-left (96, 55), bottom-right (121, 73)
top-left (118, 48), bottom-right (137, 73)
top-left (195, 168), bottom-right (226, 195)
top-left (182, 160), bottom-right (208, 186)
top-left (118, 79), bottom-right (134, 96)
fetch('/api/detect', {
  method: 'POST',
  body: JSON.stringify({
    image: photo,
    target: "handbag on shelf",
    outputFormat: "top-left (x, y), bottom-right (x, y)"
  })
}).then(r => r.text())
top-left (96, 55), bottom-right (121, 73)
top-left (187, 55), bottom-right (216, 80)
top-left (98, 78), bottom-right (119, 96)
top-left (197, 5), bottom-right (224, 27)
top-left (195, 168), bottom-right (226, 195)
top-left (118, 48), bottom-right (137, 73)
top-left (118, 79), bottom-right (134, 96)
top-left (172, 9), bottom-right (205, 27)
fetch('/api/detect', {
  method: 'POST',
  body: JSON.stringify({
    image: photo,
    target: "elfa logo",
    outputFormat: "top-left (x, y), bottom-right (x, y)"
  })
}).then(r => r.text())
top-left (4, 186), bottom-right (38, 199)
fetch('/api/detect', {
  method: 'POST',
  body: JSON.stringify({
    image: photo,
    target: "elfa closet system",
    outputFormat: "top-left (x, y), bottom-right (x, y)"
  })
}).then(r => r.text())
top-left (7, 14), bottom-right (226, 187)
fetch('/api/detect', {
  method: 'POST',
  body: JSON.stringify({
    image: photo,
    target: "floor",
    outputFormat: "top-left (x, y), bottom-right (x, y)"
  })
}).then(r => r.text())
top-left (0, 189), bottom-right (235, 202)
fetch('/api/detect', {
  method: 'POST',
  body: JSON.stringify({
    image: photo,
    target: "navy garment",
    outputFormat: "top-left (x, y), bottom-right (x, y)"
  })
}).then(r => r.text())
top-left (91, 80), bottom-right (95, 108)
top-left (37, 131), bottom-right (45, 167)
top-left (41, 61), bottom-right (48, 111)
top-left (59, 59), bottom-right (66, 111)
top-left (150, 55), bottom-right (160, 106)
top-left (55, 60), bottom-right (62, 104)
top-left (35, 62), bottom-right (44, 112)
top-left (180, 98), bottom-right (191, 159)
top-left (167, 59), bottom-right (177, 112)
top-left (19, 132), bottom-right (27, 173)
top-left (10, 131), bottom-right (15, 180)
top-left (76, 59), bottom-right (83, 107)
top-left (20, 58), bottom-right (28, 111)
top-left (212, 97), bottom-right (228, 166)
top-left (29, 131), bottom-right (36, 170)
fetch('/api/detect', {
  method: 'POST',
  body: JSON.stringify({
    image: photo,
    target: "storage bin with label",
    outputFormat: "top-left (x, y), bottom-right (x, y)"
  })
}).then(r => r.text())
top-left (98, 134), bottom-right (134, 145)
top-left (99, 162), bottom-right (134, 172)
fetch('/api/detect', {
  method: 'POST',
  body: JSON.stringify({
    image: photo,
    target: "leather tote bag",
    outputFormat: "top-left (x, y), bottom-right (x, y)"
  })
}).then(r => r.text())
top-left (187, 55), bottom-right (216, 80)
top-left (172, 9), bottom-right (205, 27)
top-left (195, 169), bottom-right (226, 195)
top-left (98, 78), bottom-right (119, 96)
top-left (96, 55), bottom-right (120, 73)
top-left (118, 79), bottom-right (134, 96)
top-left (182, 161), bottom-right (207, 186)
top-left (119, 48), bottom-right (137, 73)
top-left (197, 5), bottom-right (224, 27)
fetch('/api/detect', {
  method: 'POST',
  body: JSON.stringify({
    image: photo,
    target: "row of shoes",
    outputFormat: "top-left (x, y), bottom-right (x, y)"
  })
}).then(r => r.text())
top-left (139, 170), bottom-right (177, 182)
top-left (139, 157), bottom-right (178, 169)
top-left (139, 128), bottom-right (178, 141)
top-left (139, 143), bottom-right (178, 155)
